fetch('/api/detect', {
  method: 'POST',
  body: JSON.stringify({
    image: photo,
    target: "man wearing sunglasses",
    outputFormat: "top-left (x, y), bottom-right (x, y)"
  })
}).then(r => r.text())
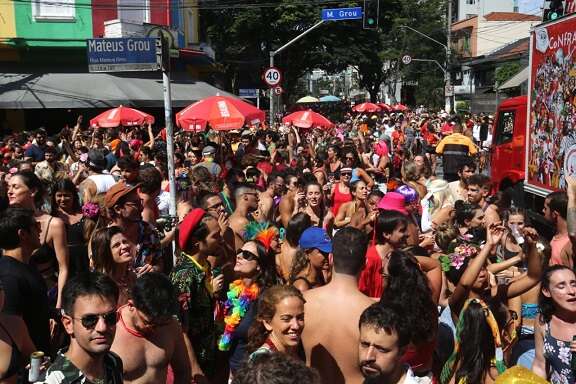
top-left (45, 272), bottom-right (123, 384)
top-left (111, 273), bottom-right (192, 384)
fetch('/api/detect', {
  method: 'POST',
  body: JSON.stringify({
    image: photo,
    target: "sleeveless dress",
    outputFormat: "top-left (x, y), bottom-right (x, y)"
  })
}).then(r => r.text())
top-left (66, 218), bottom-right (90, 277)
top-left (543, 321), bottom-right (575, 384)
top-left (31, 217), bottom-right (58, 302)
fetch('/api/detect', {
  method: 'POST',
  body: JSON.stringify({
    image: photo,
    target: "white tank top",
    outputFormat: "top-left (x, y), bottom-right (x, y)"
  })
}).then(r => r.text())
top-left (87, 174), bottom-right (117, 194)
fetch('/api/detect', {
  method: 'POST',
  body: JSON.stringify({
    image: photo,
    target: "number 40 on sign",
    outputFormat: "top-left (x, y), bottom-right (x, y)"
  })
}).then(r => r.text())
top-left (263, 67), bottom-right (282, 87)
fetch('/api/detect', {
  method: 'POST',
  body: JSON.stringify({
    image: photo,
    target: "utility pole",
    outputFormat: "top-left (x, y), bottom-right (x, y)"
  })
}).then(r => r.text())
top-left (269, 20), bottom-right (325, 127)
top-left (446, 0), bottom-right (452, 113)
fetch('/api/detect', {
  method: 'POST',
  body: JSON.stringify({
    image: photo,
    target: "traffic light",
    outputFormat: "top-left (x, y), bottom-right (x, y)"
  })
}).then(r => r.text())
top-left (363, 0), bottom-right (379, 30)
top-left (543, 0), bottom-right (564, 21)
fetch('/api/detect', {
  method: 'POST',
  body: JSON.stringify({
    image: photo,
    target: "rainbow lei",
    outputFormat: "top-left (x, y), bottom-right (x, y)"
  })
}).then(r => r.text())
top-left (218, 279), bottom-right (260, 351)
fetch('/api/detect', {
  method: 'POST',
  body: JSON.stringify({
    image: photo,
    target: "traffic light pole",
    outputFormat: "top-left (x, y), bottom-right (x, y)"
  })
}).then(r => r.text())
top-left (269, 20), bottom-right (325, 127)
top-left (399, 24), bottom-right (452, 112)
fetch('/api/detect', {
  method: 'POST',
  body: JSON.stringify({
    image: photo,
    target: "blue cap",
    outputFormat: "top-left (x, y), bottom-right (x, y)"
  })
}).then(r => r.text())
top-left (299, 227), bottom-right (332, 253)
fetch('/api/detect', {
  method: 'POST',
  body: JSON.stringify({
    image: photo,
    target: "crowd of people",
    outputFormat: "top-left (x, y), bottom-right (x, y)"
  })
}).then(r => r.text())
top-left (0, 107), bottom-right (573, 384)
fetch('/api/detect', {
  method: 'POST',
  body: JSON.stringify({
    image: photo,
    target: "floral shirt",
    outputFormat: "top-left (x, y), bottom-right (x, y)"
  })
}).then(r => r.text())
top-left (170, 253), bottom-right (216, 376)
top-left (134, 220), bottom-right (162, 268)
top-left (43, 349), bottom-right (123, 384)
top-left (543, 322), bottom-right (575, 384)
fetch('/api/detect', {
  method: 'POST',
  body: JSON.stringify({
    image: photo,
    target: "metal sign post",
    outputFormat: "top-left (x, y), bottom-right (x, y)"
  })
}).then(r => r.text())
top-left (159, 36), bottom-right (178, 265)
top-left (269, 20), bottom-right (325, 127)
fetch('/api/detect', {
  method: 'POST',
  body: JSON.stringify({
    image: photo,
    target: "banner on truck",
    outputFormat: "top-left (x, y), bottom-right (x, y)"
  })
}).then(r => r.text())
top-left (529, 19), bottom-right (576, 190)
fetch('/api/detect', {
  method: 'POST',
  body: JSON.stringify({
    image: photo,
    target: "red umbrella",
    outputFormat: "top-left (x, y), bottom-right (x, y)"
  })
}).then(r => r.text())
top-left (90, 105), bottom-right (155, 128)
top-left (352, 102), bottom-right (381, 113)
top-left (378, 103), bottom-right (392, 112)
top-left (282, 110), bottom-right (333, 129)
top-left (176, 96), bottom-right (265, 131)
top-left (392, 103), bottom-right (409, 112)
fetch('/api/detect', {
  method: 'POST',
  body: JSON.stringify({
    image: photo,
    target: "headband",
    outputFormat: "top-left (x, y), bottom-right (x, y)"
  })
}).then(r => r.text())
top-left (440, 298), bottom-right (506, 384)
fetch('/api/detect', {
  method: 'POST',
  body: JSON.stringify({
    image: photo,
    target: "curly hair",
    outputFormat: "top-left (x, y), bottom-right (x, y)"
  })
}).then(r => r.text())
top-left (232, 353), bottom-right (319, 384)
top-left (246, 285), bottom-right (305, 354)
top-left (454, 200), bottom-right (480, 228)
top-left (288, 249), bottom-right (309, 284)
top-left (379, 250), bottom-right (437, 345)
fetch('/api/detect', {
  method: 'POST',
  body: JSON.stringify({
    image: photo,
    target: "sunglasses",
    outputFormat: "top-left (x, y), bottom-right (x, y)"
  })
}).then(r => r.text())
top-left (71, 310), bottom-right (118, 330)
top-left (237, 250), bottom-right (259, 261)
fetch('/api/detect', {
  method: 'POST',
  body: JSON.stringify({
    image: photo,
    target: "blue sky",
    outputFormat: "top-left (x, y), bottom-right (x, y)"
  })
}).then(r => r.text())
top-left (518, 0), bottom-right (544, 14)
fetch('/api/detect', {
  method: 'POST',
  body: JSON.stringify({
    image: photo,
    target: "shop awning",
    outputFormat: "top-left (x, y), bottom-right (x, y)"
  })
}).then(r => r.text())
top-left (0, 72), bottom-right (234, 109)
top-left (498, 67), bottom-right (529, 91)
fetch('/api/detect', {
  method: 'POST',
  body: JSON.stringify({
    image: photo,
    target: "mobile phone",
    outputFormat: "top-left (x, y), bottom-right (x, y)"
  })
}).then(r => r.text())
top-left (212, 267), bottom-right (222, 277)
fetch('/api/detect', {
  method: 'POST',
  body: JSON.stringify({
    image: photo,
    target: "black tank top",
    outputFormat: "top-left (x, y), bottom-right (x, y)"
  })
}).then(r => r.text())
top-left (0, 320), bottom-right (23, 380)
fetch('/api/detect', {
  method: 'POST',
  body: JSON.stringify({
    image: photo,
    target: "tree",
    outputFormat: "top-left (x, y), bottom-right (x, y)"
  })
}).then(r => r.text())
top-left (200, 0), bottom-right (447, 106)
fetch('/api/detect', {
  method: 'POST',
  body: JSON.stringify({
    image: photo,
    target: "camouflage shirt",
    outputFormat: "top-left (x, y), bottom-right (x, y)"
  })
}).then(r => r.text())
top-left (43, 349), bottom-right (123, 384)
top-left (170, 252), bottom-right (216, 376)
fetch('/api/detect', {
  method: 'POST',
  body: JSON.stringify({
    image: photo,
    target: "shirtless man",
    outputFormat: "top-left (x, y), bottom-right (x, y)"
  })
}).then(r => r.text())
top-left (279, 174), bottom-right (304, 228)
top-left (229, 183), bottom-right (259, 251)
top-left (466, 174), bottom-right (500, 227)
top-left (301, 227), bottom-right (373, 384)
top-left (258, 172), bottom-right (285, 222)
top-left (111, 273), bottom-right (192, 384)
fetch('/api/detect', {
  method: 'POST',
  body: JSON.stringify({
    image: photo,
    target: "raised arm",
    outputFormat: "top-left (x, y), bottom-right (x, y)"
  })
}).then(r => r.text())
top-left (507, 227), bottom-right (542, 298)
top-left (449, 224), bottom-right (505, 316)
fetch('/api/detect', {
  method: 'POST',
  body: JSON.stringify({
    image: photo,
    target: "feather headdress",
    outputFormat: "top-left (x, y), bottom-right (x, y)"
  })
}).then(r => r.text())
top-left (243, 221), bottom-right (279, 251)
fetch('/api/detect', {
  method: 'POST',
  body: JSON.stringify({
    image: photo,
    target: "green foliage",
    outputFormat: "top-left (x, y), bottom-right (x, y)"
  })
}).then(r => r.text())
top-left (495, 62), bottom-right (522, 86)
top-left (200, 0), bottom-right (448, 104)
top-left (456, 100), bottom-right (470, 112)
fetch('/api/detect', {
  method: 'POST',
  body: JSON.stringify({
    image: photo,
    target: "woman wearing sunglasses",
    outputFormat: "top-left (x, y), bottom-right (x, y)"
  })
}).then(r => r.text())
top-left (342, 149), bottom-right (374, 190)
top-left (289, 227), bottom-right (332, 293)
top-left (90, 226), bottom-right (137, 306)
top-left (218, 240), bottom-right (277, 377)
top-left (246, 285), bottom-right (305, 359)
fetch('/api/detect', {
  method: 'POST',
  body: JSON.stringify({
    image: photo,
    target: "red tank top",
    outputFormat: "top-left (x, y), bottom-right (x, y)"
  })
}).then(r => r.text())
top-left (331, 183), bottom-right (352, 216)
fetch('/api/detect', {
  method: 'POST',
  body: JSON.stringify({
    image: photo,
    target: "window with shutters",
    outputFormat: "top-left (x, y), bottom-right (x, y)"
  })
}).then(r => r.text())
top-left (33, 0), bottom-right (75, 21)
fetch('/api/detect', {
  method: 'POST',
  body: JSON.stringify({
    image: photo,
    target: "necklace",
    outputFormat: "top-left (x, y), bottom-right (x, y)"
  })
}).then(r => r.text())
top-left (89, 370), bottom-right (106, 384)
top-left (218, 279), bottom-right (259, 351)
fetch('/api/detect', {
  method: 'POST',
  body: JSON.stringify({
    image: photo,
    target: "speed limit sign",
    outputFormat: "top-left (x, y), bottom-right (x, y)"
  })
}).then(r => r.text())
top-left (263, 67), bottom-right (282, 87)
top-left (401, 55), bottom-right (412, 65)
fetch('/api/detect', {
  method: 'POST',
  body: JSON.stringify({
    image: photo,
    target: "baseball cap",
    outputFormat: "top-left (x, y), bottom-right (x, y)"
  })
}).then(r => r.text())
top-left (202, 145), bottom-right (216, 156)
top-left (104, 181), bottom-right (140, 208)
top-left (299, 227), bottom-right (332, 253)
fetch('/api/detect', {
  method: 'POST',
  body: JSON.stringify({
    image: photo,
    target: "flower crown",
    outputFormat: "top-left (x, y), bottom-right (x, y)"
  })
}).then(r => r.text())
top-left (439, 242), bottom-right (479, 272)
top-left (82, 202), bottom-right (100, 220)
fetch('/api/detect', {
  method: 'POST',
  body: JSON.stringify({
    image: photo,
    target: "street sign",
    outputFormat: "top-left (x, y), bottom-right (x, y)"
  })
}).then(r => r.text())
top-left (445, 85), bottom-right (454, 97)
top-left (239, 88), bottom-right (258, 98)
top-left (401, 55), bottom-right (412, 65)
top-left (321, 7), bottom-right (363, 21)
top-left (87, 38), bottom-right (160, 72)
top-left (263, 67), bottom-right (282, 87)
top-left (274, 86), bottom-right (284, 95)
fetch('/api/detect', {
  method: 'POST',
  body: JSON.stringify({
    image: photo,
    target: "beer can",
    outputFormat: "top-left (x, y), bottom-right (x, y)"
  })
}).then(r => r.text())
top-left (28, 351), bottom-right (44, 382)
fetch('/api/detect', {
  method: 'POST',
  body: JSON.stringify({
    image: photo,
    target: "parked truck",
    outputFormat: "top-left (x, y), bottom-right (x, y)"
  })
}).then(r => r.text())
top-left (491, 13), bottom-right (576, 233)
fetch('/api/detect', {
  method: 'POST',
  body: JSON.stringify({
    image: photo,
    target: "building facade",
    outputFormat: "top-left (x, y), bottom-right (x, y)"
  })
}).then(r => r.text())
top-left (452, 0), bottom-right (517, 22)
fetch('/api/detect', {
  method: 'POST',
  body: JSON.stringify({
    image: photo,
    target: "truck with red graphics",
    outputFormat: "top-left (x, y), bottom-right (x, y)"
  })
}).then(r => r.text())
top-left (491, 13), bottom-right (576, 230)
